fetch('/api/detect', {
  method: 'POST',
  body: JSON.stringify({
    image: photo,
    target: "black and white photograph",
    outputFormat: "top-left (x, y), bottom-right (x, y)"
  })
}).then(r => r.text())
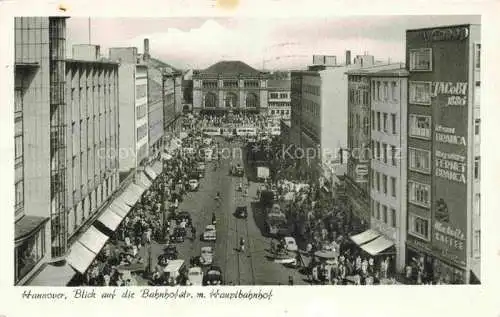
top-left (10, 14), bottom-right (483, 288)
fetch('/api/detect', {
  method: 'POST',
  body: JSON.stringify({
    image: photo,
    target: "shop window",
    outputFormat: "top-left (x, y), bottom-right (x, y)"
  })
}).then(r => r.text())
top-left (15, 228), bottom-right (45, 283)
top-left (409, 48), bottom-right (433, 71)
top-left (409, 148), bottom-right (431, 174)
top-left (409, 81), bottom-right (432, 105)
top-left (409, 181), bottom-right (431, 208)
top-left (410, 115), bottom-right (431, 139)
top-left (409, 214), bottom-right (430, 240)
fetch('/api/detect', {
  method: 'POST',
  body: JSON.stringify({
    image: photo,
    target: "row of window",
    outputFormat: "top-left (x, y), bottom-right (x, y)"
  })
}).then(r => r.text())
top-left (136, 104), bottom-right (147, 120)
top-left (349, 88), bottom-right (370, 106)
top-left (270, 109), bottom-right (290, 116)
top-left (269, 102), bottom-right (290, 108)
top-left (372, 171), bottom-right (397, 198)
top-left (409, 213), bottom-right (430, 240)
top-left (372, 141), bottom-right (398, 166)
top-left (136, 84), bottom-right (147, 100)
top-left (372, 80), bottom-right (399, 102)
top-left (372, 111), bottom-right (397, 135)
top-left (303, 99), bottom-right (320, 117)
top-left (408, 45), bottom-right (481, 72)
top-left (303, 84), bottom-right (320, 96)
top-left (372, 199), bottom-right (397, 227)
top-left (269, 92), bottom-right (289, 99)
top-left (349, 113), bottom-right (370, 136)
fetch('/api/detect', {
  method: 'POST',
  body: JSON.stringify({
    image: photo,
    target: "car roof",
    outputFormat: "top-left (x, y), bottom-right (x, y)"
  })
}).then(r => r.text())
top-left (284, 237), bottom-right (295, 242)
top-left (188, 267), bottom-right (202, 273)
top-left (201, 246), bottom-right (213, 252)
top-left (206, 224), bottom-right (216, 230)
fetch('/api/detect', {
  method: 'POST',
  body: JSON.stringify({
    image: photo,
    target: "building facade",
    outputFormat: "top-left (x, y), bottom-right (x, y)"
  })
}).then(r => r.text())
top-left (64, 52), bottom-right (120, 246)
top-left (14, 16), bottom-right (68, 284)
top-left (109, 47), bottom-right (149, 175)
top-left (192, 61), bottom-right (269, 114)
top-left (366, 66), bottom-right (408, 271)
top-left (267, 79), bottom-right (291, 120)
top-left (405, 24), bottom-right (480, 283)
top-left (163, 70), bottom-right (183, 139)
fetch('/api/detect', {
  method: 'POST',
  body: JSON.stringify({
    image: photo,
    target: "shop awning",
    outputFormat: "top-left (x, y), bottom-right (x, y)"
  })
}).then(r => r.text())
top-left (77, 225), bottom-right (109, 254)
top-left (135, 172), bottom-right (152, 190)
top-left (119, 183), bottom-right (143, 206)
top-left (98, 208), bottom-right (124, 231)
top-left (145, 166), bottom-right (158, 180)
top-left (28, 262), bottom-right (76, 286)
top-left (66, 242), bottom-right (98, 274)
top-left (109, 199), bottom-right (131, 218)
top-left (360, 236), bottom-right (395, 256)
top-left (350, 229), bottom-right (381, 246)
top-left (152, 160), bottom-right (163, 175)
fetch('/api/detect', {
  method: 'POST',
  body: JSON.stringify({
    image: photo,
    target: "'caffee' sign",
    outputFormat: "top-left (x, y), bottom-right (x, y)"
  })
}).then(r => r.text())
top-left (422, 27), bottom-right (469, 42)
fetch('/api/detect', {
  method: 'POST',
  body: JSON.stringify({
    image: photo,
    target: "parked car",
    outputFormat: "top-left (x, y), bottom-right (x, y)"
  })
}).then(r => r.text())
top-left (189, 179), bottom-right (199, 191)
top-left (200, 246), bottom-right (214, 265)
top-left (283, 236), bottom-right (298, 252)
top-left (163, 259), bottom-right (187, 286)
top-left (203, 265), bottom-right (223, 286)
top-left (187, 267), bottom-right (204, 286)
top-left (235, 206), bottom-right (248, 219)
top-left (203, 224), bottom-right (217, 241)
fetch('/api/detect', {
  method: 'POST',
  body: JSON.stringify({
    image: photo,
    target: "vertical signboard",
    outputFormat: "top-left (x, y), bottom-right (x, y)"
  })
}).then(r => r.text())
top-left (429, 26), bottom-right (470, 267)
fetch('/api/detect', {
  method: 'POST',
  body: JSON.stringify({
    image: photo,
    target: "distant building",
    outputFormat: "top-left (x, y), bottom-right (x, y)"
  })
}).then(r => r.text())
top-left (290, 52), bottom-right (374, 181)
top-left (109, 47), bottom-right (149, 175)
top-left (267, 80), bottom-right (291, 120)
top-left (405, 24), bottom-right (481, 284)
top-left (192, 61), bottom-right (269, 114)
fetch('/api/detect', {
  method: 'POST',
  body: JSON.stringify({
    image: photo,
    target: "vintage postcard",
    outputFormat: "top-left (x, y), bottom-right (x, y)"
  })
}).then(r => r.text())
top-left (0, 1), bottom-right (498, 317)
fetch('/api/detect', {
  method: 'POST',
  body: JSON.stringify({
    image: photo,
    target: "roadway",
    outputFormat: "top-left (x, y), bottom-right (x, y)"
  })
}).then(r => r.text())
top-left (172, 137), bottom-right (308, 285)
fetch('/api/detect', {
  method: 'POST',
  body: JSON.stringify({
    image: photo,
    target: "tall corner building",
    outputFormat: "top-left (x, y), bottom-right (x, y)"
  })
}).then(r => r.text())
top-left (405, 24), bottom-right (480, 284)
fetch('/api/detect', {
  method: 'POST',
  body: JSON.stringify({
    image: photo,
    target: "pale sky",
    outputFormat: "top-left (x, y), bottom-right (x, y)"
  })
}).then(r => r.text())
top-left (66, 16), bottom-right (480, 70)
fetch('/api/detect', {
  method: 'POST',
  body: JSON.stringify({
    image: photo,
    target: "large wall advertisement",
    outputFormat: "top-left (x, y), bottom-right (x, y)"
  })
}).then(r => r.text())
top-left (430, 26), bottom-right (469, 267)
top-left (408, 25), bottom-right (470, 268)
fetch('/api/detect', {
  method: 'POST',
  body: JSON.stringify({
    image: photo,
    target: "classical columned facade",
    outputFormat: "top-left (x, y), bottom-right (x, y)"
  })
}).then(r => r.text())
top-left (192, 61), bottom-right (268, 114)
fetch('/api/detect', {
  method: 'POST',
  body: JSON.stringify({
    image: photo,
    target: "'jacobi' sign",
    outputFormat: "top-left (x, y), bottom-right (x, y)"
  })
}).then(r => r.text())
top-left (431, 82), bottom-right (468, 107)
top-left (422, 27), bottom-right (469, 42)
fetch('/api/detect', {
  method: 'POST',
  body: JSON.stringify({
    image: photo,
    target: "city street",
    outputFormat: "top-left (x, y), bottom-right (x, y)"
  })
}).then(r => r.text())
top-left (165, 138), bottom-right (307, 285)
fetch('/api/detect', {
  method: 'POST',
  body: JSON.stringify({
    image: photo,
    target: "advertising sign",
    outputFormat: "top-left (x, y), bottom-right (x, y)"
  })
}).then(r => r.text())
top-left (430, 27), bottom-right (470, 267)
top-left (355, 164), bottom-right (369, 183)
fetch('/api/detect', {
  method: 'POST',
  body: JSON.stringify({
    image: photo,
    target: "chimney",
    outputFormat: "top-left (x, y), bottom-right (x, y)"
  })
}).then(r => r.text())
top-left (144, 38), bottom-right (150, 61)
top-left (345, 50), bottom-right (351, 65)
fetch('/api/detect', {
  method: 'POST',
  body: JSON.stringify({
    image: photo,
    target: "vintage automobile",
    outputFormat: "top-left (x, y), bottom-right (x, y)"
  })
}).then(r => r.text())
top-left (203, 265), bottom-right (223, 286)
top-left (175, 211), bottom-right (193, 227)
top-left (203, 224), bottom-right (217, 241)
top-left (235, 206), bottom-right (248, 219)
top-left (189, 179), bottom-right (199, 191)
top-left (163, 259), bottom-right (188, 286)
top-left (187, 267), bottom-right (204, 286)
top-left (231, 164), bottom-right (244, 177)
top-left (200, 246), bottom-right (214, 265)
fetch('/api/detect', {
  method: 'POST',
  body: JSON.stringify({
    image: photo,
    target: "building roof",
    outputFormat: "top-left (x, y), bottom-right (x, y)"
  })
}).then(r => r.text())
top-left (201, 60), bottom-right (260, 75)
top-left (406, 23), bottom-right (474, 32)
top-left (66, 58), bottom-right (119, 65)
top-left (268, 79), bottom-right (291, 89)
top-left (345, 63), bottom-right (407, 77)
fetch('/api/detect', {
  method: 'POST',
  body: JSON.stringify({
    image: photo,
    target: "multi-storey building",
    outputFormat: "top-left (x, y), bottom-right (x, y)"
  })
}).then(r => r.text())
top-left (192, 61), bottom-right (269, 114)
top-left (163, 68), bottom-right (183, 139)
top-left (347, 64), bottom-right (408, 271)
top-left (64, 45), bottom-right (120, 247)
top-left (290, 52), bottom-right (372, 183)
top-left (109, 47), bottom-right (149, 175)
top-left (14, 16), bottom-right (68, 285)
top-left (404, 24), bottom-right (481, 284)
top-left (267, 79), bottom-right (291, 120)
